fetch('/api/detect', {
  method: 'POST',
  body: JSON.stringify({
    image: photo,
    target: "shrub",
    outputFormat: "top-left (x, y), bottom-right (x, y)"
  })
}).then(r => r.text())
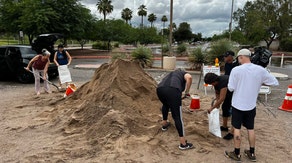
top-left (280, 37), bottom-right (292, 51)
top-left (114, 42), bottom-right (120, 48)
top-left (162, 44), bottom-right (169, 54)
top-left (176, 43), bottom-right (187, 56)
top-left (92, 41), bottom-right (111, 50)
top-left (111, 53), bottom-right (128, 61)
top-left (188, 47), bottom-right (207, 70)
top-left (131, 46), bottom-right (153, 68)
top-left (207, 39), bottom-right (238, 64)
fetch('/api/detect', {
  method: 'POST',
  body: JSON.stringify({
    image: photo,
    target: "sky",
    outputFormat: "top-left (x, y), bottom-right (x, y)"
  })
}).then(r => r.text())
top-left (80, 0), bottom-right (253, 37)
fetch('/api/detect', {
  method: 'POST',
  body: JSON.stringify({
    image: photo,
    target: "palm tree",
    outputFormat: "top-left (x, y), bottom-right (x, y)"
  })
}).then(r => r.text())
top-left (121, 8), bottom-right (133, 24)
top-left (161, 15), bottom-right (168, 30)
top-left (148, 13), bottom-right (157, 27)
top-left (96, 0), bottom-right (113, 21)
top-left (137, 4), bottom-right (147, 27)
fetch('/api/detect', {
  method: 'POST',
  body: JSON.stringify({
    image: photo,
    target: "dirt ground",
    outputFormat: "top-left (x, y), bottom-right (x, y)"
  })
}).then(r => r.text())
top-left (0, 60), bottom-right (291, 163)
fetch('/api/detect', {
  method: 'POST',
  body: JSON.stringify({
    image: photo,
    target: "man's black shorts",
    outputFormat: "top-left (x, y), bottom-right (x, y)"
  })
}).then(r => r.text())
top-left (231, 106), bottom-right (256, 130)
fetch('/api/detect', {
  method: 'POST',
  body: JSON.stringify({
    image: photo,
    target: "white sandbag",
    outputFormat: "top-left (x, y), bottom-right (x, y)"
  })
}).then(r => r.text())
top-left (208, 108), bottom-right (221, 138)
top-left (58, 65), bottom-right (72, 84)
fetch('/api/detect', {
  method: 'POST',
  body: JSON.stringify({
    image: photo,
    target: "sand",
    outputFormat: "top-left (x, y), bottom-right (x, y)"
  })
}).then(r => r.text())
top-left (0, 59), bottom-right (291, 163)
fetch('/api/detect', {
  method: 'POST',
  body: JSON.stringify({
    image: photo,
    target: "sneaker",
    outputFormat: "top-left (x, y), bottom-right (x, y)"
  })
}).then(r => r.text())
top-left (223, 133), bottom-right (234, 140)
top-left (161, 122), bottom-right (170, 131)
top-left (220, 126), bottom-right (229, 132)
top-left (244, 150), bottom-right (257, 162)
top-left (224, 151), bottom-right (241, 162)
top-left (179, 141), bottom-right (194, 150)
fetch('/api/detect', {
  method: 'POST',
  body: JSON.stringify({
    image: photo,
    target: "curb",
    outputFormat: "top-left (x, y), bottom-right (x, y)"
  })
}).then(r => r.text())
top-left (71, 55), bottom-right (188, 61)
top-left (270, 72), bottom-right (289, 80)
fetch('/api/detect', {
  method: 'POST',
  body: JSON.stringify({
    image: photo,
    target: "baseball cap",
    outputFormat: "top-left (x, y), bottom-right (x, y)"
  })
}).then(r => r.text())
top-left (237, 48), bottom-right (251, 57)
top-left (224, 51), bottom-right (235, 57)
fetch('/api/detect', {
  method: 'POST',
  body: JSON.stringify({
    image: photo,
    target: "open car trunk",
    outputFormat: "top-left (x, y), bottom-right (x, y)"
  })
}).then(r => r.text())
top-left (31, 33), bottom-right (64, 61)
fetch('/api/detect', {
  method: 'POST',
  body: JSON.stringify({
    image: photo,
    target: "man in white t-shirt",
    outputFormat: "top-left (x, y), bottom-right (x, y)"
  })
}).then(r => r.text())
top-left (224, 49), bottom-right (279, 162)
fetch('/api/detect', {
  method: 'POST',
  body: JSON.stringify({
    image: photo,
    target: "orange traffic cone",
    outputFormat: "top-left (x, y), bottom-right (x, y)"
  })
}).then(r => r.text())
top-left (279, 84), bottom-right (292, 112)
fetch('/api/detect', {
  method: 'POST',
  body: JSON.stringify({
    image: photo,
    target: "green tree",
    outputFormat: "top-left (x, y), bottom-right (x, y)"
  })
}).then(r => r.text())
top-left (0, 0), bottom-right (25, 36)
top-left (44, 0), bottom-right (95, 45)
top-left (0, 0), bottom-right (96, 45)
top-left (161, 15), bottom-right (168, 30)
top-left (148, 13), bottom-right (157, 27)
top-left (71, 7), bottom-right (97, 49)
top-left (233, 0), bottom-right (292, 49)
top-left (97, 0), bottom-right (113, 21)
top-left (121, 8), bottom-right (133, 24)
top-left (192, 33), bottom-right (203, 42)
top-left (137, 4), bottom-right (147, 27)
top-left (18, 0), bottom-right (58, 44)
top-left (207, 39), bottom-right (238, 64)
top-left (173, 22), bottom-right (193, 43)
top-left (138, 27), bottom-right (161, 44)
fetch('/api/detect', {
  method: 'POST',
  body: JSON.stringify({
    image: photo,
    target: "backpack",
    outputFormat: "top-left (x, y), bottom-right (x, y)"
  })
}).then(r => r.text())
top-left (251, 47), bottom-right (272, 68)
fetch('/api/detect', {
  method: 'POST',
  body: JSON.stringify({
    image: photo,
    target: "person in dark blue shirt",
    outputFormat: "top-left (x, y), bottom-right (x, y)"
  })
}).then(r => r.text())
top-left (53, 44), bottom-right (72, 88)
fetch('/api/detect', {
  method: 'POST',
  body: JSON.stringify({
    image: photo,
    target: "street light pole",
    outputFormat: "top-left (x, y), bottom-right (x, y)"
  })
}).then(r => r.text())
top-left (229, 0), bottom-right (234, 41)
top-left (169, 0), bottom-right (173, 57)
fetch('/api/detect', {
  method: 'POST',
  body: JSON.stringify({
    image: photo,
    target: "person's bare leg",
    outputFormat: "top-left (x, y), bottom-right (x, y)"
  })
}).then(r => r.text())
top-left (223, 117), bottom-right (228, 128)
top-left (162, 120), bottom-right (168, 126)
top-left (58, 77), bottom-right (62, 88)
top-left (180, 137), bottom-right (186, 145)
top-left (229, 126), bottom-right (234, 134)
top-left (234, 128), bottom-right (241, 148)
top-left (247, 129), bottom-right (255, 149)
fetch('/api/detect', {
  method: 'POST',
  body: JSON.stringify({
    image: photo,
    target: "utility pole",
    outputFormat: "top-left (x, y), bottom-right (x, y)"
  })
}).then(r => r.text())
top-left (169, 0), bottom-right (173, 57)
top-left (229, 0), bottom-right (234, 41)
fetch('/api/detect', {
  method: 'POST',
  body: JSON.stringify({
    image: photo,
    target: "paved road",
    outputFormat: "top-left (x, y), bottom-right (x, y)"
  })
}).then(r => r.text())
top-left (268, 66), bottom-right (292, 78)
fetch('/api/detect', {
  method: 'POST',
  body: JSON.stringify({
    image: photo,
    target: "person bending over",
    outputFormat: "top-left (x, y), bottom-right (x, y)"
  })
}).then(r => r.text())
top-left (156, 68), bottom-right (193, 150)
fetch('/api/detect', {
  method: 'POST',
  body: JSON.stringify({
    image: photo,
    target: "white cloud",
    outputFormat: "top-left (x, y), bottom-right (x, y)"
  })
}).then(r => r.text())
top-left (80, 0), bottom-right (253, 37)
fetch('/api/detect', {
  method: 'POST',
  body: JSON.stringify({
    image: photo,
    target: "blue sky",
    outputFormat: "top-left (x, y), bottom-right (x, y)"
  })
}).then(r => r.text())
top-left (81, 0), bottom-right (253, 37)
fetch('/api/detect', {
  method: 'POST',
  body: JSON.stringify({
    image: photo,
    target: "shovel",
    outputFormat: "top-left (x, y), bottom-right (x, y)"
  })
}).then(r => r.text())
top-left (24, 67), bottom-right (60, 91)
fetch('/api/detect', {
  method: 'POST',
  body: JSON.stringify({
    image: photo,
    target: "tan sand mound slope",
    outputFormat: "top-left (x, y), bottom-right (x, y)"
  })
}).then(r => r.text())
top-left (52, 59), bottom-right (161, 149)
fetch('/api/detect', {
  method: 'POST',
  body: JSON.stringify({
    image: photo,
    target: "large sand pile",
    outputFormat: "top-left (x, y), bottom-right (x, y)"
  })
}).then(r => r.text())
top-left (65, 59), bottom-right (160, 136)
top-left (46, 59), bottom-right (163, 160)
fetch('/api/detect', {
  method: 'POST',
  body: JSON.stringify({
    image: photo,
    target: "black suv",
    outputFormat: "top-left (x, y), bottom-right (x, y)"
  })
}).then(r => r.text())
top-left (0, 45), bottom-right (58, 83)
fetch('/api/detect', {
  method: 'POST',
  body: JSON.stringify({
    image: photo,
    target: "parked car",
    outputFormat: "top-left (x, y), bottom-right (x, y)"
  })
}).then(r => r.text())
top-left (0, 45), bottom-right (58, 83)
